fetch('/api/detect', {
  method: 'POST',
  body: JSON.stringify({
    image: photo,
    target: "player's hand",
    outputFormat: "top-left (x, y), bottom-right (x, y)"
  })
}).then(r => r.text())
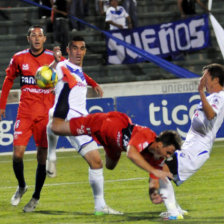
top-left (152, 169), bottom-right (173, 181)
top-left (149, 189), bottom-right (165, 204)
top-left (0, 109), bottom-right (5, 121)
top-left (198, 73), bottom-right (207, 93)
top-left (93, 85), bottom-right (103, 97)
top-left (53, 46), bottom-right (62, 63)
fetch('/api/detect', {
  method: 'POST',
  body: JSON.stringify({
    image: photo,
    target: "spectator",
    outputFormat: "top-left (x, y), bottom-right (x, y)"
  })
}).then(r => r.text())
top-left (95, 0), bottom-right (110, 16)
top-left (83, 0), bottom-right (89, 16)
top-left (69, 0), bottom-right (85, 31)
top-left (177, 0), bottom-right (209, 18)
top-left (52, 0), bottom-right (69, 55)
top-left (34, 0), bottom-right (53, 18)
top-left (120, 0), bottom-right (138, 28)
top-left (105, 0), bottom-right (132, 30)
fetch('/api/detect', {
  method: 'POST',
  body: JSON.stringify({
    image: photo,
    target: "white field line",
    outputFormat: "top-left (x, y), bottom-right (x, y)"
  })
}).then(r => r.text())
top-left (0, 177), bottom-right (147, 190)
top-left (1, 143), bottom-right (224, 163)
top-left (0, 148), bottom-right (105, 163)
top-left (1, 140), bottom-right (224, 156)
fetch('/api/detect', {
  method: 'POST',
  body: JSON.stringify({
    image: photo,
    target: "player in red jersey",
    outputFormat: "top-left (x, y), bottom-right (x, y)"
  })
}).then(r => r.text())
top-left (51, 111), bottom-right (182, 205)
top-left (0, 25), bottom-right (62, 212)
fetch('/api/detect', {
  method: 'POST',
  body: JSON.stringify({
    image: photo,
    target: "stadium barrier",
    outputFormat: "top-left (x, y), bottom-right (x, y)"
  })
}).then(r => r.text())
top-left (1, 92), bottom-right (223, 153)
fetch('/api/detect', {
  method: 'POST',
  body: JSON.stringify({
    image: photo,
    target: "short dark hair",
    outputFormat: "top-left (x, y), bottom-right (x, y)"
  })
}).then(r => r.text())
top-left (157, 130), bottom-right (182, 150)
top-left (27, 25), bottom-right (45, 36)
top-left (68, 36), bottom-right (85, 49)
top-left (202, 63), bottom-right (224, 86)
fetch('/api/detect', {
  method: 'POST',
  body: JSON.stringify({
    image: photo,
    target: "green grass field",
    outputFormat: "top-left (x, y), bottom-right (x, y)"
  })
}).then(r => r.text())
top-left (0, 141), bottom-right (224, 224)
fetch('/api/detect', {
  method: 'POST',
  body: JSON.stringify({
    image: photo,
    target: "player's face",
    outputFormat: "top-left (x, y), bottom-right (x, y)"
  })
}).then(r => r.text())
top-left (67, 41), bottom-right (86, 67)
top-left (154, 143), bottom-right (175, 159)
top-left (27, 28), bottom-right (46, 54)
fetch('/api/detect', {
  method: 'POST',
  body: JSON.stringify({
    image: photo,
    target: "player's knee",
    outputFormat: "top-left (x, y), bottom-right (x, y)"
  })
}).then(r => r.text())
top-left (13, 146), bottom-right (25, 160)
top-left (90, 159), bottom-right (103, 169)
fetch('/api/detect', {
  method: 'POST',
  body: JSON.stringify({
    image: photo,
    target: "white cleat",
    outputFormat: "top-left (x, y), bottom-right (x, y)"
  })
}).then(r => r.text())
top-left (23, 197), bottom-right (39, 212)
top-left (95, 205), bottom-right (124, 215)
top-left (159, 211), bottom-right (184, 220)
top-left (11, 186), bottom-right (28, 206)
top-left (46, 160), bottom-right (56, 178)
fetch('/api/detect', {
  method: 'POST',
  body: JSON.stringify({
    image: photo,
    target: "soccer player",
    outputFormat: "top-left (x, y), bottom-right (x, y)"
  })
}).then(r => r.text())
top-left (158, 63), bottom-right (224, 220)
top-left (46, 36), bottom-right (123, 215)
top-left (50, 110), bottom-right (182, 206)
top-left (0, 25), bottom-right (62, 212)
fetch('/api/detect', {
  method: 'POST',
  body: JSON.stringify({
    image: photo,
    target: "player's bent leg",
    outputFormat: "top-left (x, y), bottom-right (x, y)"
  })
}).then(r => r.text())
top-left (11, 145), bottom-right (27, 206)
top-left (46, 160), bottom-right (57, 178)
top-left (46, 122), bottom-right (58, 178)
top-left (159, 178), bottom-right (184, 220)
top-left (82, 144), bottom-right (123, 215)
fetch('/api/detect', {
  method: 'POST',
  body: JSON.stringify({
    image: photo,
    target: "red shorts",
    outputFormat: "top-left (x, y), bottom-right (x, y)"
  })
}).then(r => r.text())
top-left (69, 111), bottom-right (131, 161)
top-left (13, 113), bottom-right (49, 148)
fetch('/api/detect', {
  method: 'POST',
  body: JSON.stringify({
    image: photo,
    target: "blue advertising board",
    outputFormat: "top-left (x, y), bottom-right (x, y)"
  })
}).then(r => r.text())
top-left (116, 93), bottom-right (224, 139)
top-left (1, 94), bottom-right (223, 153)
top-left (0, 98), bottom-right (115, 153)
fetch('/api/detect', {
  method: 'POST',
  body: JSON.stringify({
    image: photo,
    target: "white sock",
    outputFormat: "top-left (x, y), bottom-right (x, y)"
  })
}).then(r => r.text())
top-left (159, 178), bottom-right (179, 216)
top-left (47, 122), bottom-right (58, 161)
top-left (88, 168), bottom-right (106, 211)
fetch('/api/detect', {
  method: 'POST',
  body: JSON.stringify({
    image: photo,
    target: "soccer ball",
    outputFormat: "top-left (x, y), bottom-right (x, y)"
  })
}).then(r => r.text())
top-left (35, 65), bottom-right (58, 89)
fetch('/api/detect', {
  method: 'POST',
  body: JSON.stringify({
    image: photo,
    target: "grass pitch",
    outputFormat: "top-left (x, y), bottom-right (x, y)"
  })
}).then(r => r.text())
top-left (0, 141), bottom-right (224, 224)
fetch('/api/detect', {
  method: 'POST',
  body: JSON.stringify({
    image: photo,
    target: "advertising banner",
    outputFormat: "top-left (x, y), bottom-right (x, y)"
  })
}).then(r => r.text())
top-left (0, 98), bottom-right (114, 153)
top-left (116, 93), bottom-right (224, 139)
top-left (106, 14), bottom-right (210, 64)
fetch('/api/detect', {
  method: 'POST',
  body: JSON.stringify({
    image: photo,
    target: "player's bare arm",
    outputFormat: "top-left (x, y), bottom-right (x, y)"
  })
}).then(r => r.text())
top-left (127, 145), bottom-right (173, 180)
top-left (198, 72), bottom-right (216, 120)
top-left (149, 178), bottom-right (164, 204)
top-left (50, 46), bottom-right (62, 69)
top-left (93, 85), bottom-right (104, 97)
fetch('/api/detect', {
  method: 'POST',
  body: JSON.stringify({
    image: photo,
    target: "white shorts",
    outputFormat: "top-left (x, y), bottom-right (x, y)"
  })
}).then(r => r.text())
top-left (67, 136), bottom-right (98, 156)
top-left (175, 140), bottom-right (210, 184)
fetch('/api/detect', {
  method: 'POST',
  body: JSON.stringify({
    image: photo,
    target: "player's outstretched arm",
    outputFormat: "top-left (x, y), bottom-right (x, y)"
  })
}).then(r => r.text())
top-left (149, 178), bottom-right (164, 204)
top-left (127, 145), bottom-right (173, 180)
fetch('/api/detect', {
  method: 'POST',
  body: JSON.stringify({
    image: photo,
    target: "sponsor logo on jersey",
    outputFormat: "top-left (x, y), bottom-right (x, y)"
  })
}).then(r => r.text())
top-left (22, 64), bottom-right (29, 70)
top-left (20, 76), bottom-right (36, 86)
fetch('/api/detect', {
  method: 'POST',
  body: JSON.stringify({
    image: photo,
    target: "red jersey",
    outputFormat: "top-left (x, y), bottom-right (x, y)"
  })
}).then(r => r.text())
top-left (69, 111), bottom-right (164, 178)
top-left (0, 49), bottom-right (56, 115)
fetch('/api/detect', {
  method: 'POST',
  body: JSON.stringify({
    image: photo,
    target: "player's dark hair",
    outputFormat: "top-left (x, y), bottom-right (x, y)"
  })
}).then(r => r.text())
top-left (27, 25), bottom-right (45, 36)
top-left (157, 130), bottom-right (182, 150)
top-left (202, 63), bottom-right (224, 86)
top-left (68, 36), bottom-right (85, 49)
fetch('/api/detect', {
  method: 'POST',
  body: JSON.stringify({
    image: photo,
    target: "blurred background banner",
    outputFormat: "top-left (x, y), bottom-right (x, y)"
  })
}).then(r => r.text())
top-left (1, 94), bottom-right (223, 153)
top-left (116, 93), bottom-right (224, 139)
top-left (106, 14), bottom-right (210, 64)
top-left (0, 98), bottom-right (114, 153)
